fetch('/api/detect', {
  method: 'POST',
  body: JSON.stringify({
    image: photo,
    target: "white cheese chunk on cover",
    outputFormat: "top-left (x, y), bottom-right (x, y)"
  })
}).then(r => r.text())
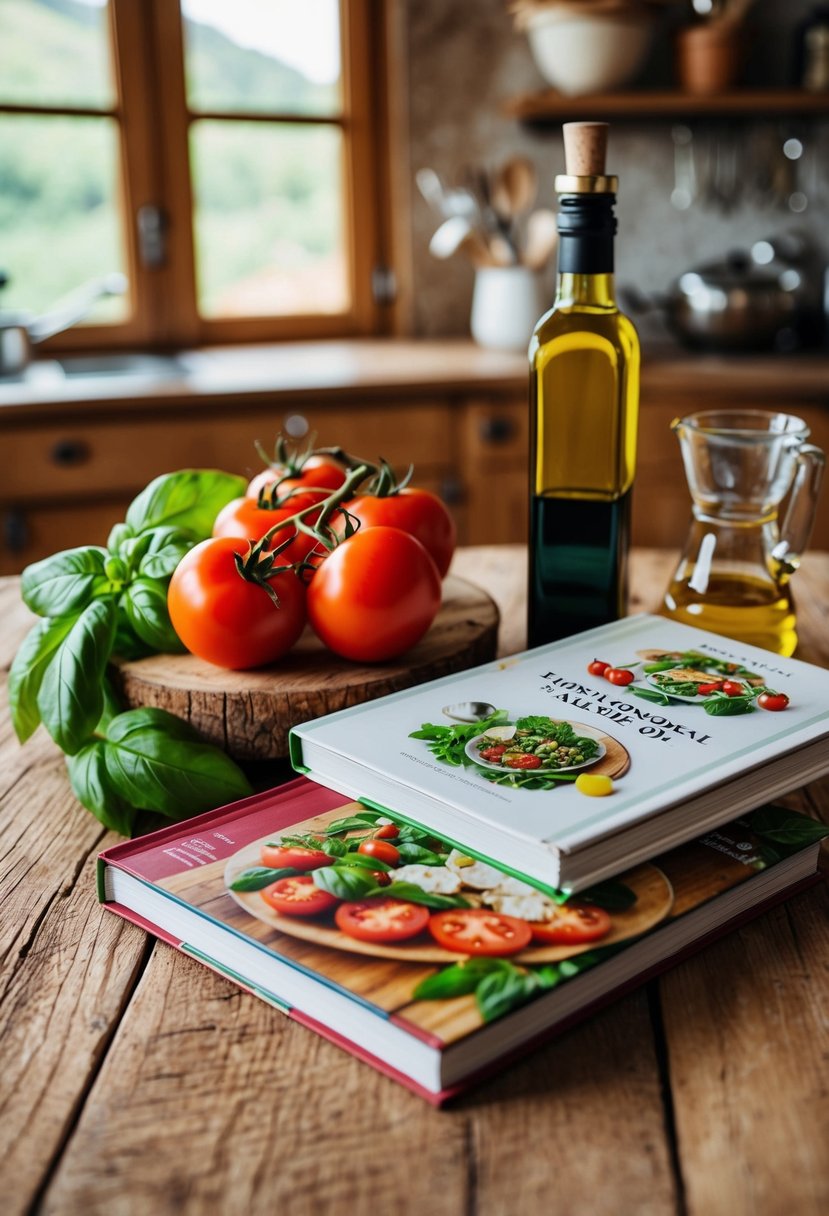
top-left (484, 891), bottom-right (557, 922)
top-left (391, 865), bottom-right (462, 894)
top-left (489, 875), bottom-right (540, 897)
top-left (445, 849), bottom-right (504, 889)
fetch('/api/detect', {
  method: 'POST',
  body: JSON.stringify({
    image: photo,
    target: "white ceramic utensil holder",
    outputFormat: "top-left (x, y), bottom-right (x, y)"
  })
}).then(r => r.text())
top-left (470, 266), bottom-right (543, 352)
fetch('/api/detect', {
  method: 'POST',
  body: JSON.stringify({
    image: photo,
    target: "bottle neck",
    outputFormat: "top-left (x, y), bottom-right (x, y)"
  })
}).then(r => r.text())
top-left (556, 192), bottom-right (616, 275)
top-left (555, 272), bottom-right (617, 308)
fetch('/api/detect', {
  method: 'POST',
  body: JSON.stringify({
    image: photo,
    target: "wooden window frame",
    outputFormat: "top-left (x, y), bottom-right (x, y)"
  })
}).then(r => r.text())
top-left (6, 0), bottom-right (394, 355)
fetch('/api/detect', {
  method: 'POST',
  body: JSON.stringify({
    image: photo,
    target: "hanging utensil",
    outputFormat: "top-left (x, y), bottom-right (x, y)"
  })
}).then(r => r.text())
top-left (670, 125), bottom-right (697, 211)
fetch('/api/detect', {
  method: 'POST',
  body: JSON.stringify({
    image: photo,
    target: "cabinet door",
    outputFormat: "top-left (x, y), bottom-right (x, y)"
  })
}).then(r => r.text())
top-left (460, 399), bottom-right (529, 546)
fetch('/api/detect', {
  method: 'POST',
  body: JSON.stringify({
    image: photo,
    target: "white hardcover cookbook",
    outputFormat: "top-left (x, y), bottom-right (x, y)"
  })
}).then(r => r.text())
top-left (289, 615), bottom-right (829, 892)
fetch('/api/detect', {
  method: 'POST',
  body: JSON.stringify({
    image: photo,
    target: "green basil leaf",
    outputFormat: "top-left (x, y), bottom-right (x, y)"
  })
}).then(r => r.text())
top-left (37, 599), bottom-right (118, 754)
top-left (631, 686), bottom-right (671, 706)
top-left (747, 805), bottom-right (829, 849)
top-left (125, 470), bottom-right (247, 538)
top-left (121, 576), bottom-right (185, 652)
top-left (572, 879), bottom-right (637, 911)
top-left (413, 958), bottom-right (514, 1001)
top-left (703, 694), bottom-right (755, 716)
top-left (336, 851), bottom-right (392, 871)
top-left (112, 607), bottom-right (155, 660)
top-left (323, 813), bottom-right (381, 835)
top-left (137, 526), bottom-right (196, 580)
top-left (8, 615), bottom-right (76, 743)
top-left (102, 709), bottom-right (252, 818)
top-left (65, 741), bottom-right (135, 836)
top-left (107, 522), bottom-right (133, 554)
top-left (371, 882), bottom-right (469, 910)
top-left (395, 842), bottom-right (446, 866)
top-left (107, 706), bottom-right (199, 742)
top-left (476, 967), bottom-right (538, 1023)
top-left (21, 547), bottom-right (110, 618)
top-left (229, 866), bottom-right (296, 892)
top-left (96, 676), bottom-right (122, 733)
top-left (312, 866), bottom-right (376, 901)
top-left (558, 950), bottom-right (604, 978)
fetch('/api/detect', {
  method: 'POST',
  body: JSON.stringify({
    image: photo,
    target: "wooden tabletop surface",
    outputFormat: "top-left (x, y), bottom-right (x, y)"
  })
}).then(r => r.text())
top-left (1, 547), bottom-right (827, 1216)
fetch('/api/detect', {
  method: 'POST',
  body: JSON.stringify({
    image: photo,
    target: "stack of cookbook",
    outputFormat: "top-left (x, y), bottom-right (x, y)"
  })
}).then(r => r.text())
top-left (99, 614), bottom-right (829, 1102)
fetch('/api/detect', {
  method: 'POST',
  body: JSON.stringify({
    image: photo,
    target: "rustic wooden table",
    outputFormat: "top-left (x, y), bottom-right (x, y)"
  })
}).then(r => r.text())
top-left (1, 548), bottom-right (827, 1216)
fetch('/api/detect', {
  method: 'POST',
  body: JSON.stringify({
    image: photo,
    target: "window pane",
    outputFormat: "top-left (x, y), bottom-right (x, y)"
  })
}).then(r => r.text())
top-left (182, 0), bottom-right (341, 116)
top-left (0, 115), bottom-right (127, 320)
top-left (0, 0), bottom-right (114, 109)
top-left (190, 120), bottom-right (349, 318)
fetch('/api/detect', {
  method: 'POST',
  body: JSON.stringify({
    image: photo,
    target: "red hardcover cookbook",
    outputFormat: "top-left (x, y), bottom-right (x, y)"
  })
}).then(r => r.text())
top-left (98, 777), bottom-right (826, 1103)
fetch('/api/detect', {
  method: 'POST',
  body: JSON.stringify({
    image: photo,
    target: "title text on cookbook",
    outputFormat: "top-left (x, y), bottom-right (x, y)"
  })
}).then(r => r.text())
top-left (540, 674), bottom-right (712, 745)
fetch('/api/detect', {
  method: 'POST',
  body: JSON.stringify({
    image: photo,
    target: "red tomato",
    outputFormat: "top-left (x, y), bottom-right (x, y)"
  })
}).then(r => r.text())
top-left (368, 870), bottom-right (392, 887)
top-left (343, 489), bottom-right (456, 578)
top-left (721, 680), bottom-right (746, 696)
top-left (372, 823), bottom-right (399, 840)
top-left (260, 875), bottom-right (338, 917)
top-left (606, 668), bottom-right (635, 686)
top-left (697, 681), bottom-right (724, 695)
top-left (357, 838), bottom-right (400, 865)
top-left (335, 898), bottom-right (430, 943)
top-left (167, 537), bottom-right (306, 669)
top-left (758, 691), bottom-right (790, 711)
top-left (247, 457), bottom-right (346, 502)
top-left (530, 903), bottom-right (612, 945)
top-left (479, 744), bottom-right (508, 762)
top-left (260, 843), bottom-right (333, 871)
top-left (587, 660), bottom-right (611, 677)
top-left (504, 753), bottom-right (543, 770)
top-left (306, 527), bottom-right (442, 662)
top-left (213, 497), bottom-right (323, 564)
top-left (429, 909), bottom-right (532, 956)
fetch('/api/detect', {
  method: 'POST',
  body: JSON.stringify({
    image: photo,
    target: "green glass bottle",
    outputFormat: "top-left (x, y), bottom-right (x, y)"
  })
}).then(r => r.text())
top-left (528, 121), bottom-right (640, 647)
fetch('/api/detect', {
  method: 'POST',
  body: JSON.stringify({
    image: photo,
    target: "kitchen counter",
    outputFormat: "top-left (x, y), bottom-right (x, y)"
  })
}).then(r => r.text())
top-left (1, 546), bottom-right (827, 1215)
top-left (0, 338), bottom-right (827, 420)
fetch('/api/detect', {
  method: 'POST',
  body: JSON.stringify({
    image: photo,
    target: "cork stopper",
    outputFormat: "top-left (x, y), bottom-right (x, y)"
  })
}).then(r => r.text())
top-left (555, 121), bottom-right (617, 195)
top-left (562, 122), bottom-right (608, 176)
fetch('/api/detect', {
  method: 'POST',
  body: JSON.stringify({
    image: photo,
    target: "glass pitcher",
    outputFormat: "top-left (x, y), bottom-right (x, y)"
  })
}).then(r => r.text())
top-left (662, 409), bottom-right (825, 656)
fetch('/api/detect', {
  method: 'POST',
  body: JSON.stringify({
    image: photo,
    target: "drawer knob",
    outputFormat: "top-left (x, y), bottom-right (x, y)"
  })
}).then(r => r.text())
top-left (479, 416), bottom-right (516, 444)
top-left (3, 508), bottom-right (29, 554)
top-left (51, 438), bottom-right (90, 467)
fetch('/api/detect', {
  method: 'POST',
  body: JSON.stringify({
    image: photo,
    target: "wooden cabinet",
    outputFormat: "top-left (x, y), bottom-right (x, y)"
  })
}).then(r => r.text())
top-left (1, 342), bottom-right (827, 573)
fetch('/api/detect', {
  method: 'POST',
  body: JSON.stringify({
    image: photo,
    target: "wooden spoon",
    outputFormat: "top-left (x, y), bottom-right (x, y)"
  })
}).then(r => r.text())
top-left (523, 209), bottom-right (558, 271)
top-left (491, 157), bottom-right (538, 223)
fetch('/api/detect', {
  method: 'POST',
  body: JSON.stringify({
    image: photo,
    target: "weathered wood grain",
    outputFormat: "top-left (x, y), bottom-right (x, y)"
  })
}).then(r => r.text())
top-left (112, 575), bottom-right (499, 760)
top-left (40, 944), bottom-right (472, 1216)
top-left (657, 881), bottom-right (829, 1216)
top-left (1, 550), bottom-right (827, 1216)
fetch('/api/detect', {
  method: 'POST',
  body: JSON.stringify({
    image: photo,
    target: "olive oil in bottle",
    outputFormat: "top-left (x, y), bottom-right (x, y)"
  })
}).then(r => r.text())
top-left (528, 122), bottom-right (640, 647)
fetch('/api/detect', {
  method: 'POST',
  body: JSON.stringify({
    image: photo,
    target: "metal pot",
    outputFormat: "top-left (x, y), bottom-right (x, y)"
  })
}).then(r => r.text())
top-left (624, 240), bottom-right (819, 352)
top-left (0, 272), bottom-right (128, 378)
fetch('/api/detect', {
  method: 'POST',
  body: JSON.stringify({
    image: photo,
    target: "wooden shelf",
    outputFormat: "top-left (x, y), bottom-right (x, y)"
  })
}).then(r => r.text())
top-left (504, 88), bottom-right (829, 123)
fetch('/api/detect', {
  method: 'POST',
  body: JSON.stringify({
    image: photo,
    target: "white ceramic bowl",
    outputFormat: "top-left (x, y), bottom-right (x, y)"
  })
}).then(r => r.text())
top-left (526, 9), bottom-right (657, 96)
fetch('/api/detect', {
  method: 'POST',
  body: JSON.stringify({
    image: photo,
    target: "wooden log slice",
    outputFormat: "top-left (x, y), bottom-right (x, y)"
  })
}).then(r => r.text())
top-left (111, 575), bottom-right (499, 761)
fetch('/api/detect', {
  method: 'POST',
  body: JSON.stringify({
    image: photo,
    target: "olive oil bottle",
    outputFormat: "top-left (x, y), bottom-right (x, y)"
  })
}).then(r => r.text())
top-left (528, 122), bottom-right (640, 647)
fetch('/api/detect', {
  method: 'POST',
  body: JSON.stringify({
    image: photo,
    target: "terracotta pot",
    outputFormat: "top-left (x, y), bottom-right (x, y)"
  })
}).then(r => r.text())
top-left (675, 21), bottom-right (744, 95)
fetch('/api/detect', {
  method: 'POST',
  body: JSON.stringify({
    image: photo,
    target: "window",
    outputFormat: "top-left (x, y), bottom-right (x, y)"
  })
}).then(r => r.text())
top-left (0, 0), bottom-right (389, 351)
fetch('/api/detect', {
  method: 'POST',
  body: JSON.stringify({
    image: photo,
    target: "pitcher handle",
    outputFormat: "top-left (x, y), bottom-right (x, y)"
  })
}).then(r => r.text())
top-left (772, 443), bottom-right (826, 573)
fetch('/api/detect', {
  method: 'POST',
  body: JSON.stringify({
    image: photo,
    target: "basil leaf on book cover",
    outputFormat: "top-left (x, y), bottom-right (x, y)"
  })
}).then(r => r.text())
top-left (101, 708), bottom-right (252, 819)
top-left (374, 882), bottom-right (469, 910)
top-left (572, 879), bottom-right (637, 910)
top-left (21, 546), bottom-right (110, 618)
top-left (66, 741), bottom-right (136, 836)
top-left (125, 470), bottom-right (246, 538)
top-left (230, 866), bottom-right (296, 892)
top-left (476, 966), bottom-right (540, 1023)
top-left (414, 958), bottom-right (514, 1001)
top-left (746, 805), bottom-right (829, 850)
top-left (8, 614), bottom-right (76, 743)
top-left (121, 576), bottom-right (185, 652)
top-left (324, 813), bottom-right (383, 835)
top-left (395, 842), bottom-right (446, 866)
top-left (37, 598), bottom-right (118, 754)
top-left (312, 866), bottom-right (376, 901)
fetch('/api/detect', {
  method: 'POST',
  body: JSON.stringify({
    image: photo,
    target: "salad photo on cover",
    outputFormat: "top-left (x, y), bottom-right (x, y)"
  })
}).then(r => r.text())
top-left (408, 707), bottom-right (629, 795)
